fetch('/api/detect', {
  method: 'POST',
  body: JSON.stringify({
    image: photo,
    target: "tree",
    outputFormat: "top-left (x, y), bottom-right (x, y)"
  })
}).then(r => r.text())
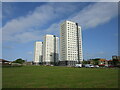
top-left (113, 59), bottom-right (119, 66)
top-left (13, 58), bottom-right (25, 64)
top-left (82, 60), bottom-right (90, 64)
top-left (90, 58), bottom-right (100, 65)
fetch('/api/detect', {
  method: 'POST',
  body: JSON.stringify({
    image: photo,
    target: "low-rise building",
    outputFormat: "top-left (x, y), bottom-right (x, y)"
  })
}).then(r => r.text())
top-left (112, 55), bottom-right (120, 60)
top-left (98, 59), bottom-right (108, 67)
top-left (0, 59), bottom-right (11, 66)
top-left (108, 60), bottom-right (113, 65)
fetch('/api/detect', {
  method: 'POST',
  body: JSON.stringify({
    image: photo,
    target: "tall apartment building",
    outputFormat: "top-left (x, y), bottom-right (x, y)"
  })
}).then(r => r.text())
top-left (60, 20), bottom-right (83, 66)
top-left (34, 41), bottom-right (43, 65)
top-left (43, 34), bottom-right (59, 65)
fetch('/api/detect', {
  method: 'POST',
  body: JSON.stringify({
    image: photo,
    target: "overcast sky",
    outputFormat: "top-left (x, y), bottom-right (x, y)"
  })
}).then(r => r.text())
top-left (2, 2), bottom-right (118, 61)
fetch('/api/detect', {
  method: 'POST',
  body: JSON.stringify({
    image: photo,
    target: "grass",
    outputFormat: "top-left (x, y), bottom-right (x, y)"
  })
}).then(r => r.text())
top-left (2, 66), bottom-right (118, 88)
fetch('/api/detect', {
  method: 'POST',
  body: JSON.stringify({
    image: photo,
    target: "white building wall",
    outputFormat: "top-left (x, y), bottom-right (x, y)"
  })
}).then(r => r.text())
top-left (60, 22), bottom-right (67, 61)
top-left (60, 20), bottom-right (83, 62)
top-left (55, 37), bottom-right (59, 62)
top-left (79, 26), bottom-right (83, 61)
top-left (34, 41), bottom-right (43, 64)
top-left (43, 35), bottom-right (59, 64)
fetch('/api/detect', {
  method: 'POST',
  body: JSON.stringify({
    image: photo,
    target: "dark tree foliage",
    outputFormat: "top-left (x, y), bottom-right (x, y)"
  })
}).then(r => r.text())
top-left (113, 59), bottom-right (119, 66)
top-left (82, 60), bottom-right (90, 64)
top-left (13, 58), bottom-right (25, 64)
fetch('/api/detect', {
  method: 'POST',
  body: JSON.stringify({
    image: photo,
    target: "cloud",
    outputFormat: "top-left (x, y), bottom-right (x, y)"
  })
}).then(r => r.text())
top-left (27, 51), bottom-right (33, 55)
top-left (44, 23), bottom-right (60, 36)
top-left (2, 2), bottom-right (118, 43)
top-left (0, 1), bottom-right (2, 59)
top-left (2, 3), bottom-right (14, 19)
top-left (84, 51), bottom-right (107, 60)
top-left (71, 2), bottom-right (118, 29)
top-left (2, 0), bottom-right (119, 2)
top-left (97, 51), bottom-right (106, 55)
top-left (0, 2), bottom-right (2, 27)
top-left (43, 2), bottom-right (118, 38)
top-left (3, 45), bottom-right (14, 49)
top-left (43, 2), bottom-right (118, 37)
top-left (114, 33), bottom-right (118, 37)
top-left (0, 28), bottom-right (1, 58)
top-left (3, 4), bottom-right (55, 42)
top-left (3, 4), bottom-right (54, 33)
top-left (2, 3), bottom-right (81, 43)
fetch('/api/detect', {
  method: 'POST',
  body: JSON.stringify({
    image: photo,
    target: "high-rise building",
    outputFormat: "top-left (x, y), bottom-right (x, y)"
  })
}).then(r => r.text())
top-left (60, 20), bottom-right (83, 66)
top-left (43, 34), bottom-right (59, 65)
top-left (34, 41), bottom-right (43, 65)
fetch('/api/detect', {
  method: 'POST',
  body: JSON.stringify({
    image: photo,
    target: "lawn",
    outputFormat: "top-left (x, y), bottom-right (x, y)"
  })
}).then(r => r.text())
top-left (2, 66), bottom-right (118, 88)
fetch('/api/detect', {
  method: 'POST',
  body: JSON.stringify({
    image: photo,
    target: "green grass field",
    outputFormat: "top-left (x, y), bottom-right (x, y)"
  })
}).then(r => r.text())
top-left (2, 66), bottom-right (118, 88)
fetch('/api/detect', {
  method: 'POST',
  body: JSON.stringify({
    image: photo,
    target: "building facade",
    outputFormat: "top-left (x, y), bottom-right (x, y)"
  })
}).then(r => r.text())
top-left (98, 59), bottom-right (108, 67)
top-left (34, 41), bottom-right (43, 65)
top-left (112, 55), bottom-right (120, 60)
top-left (60, 20), bottom-right (83, 66)
top-left (43, 35), bottom-right (59, 65)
